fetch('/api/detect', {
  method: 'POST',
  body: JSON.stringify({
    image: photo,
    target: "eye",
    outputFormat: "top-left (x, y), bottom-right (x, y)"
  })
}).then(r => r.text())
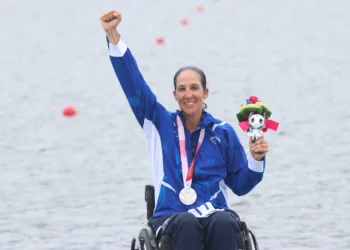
top-left (259, 118), bottom-right (263, 123)
top-left (178, 87), bottom-right (185, 91)
top-left (251, 118), bottom-right (255, 123)
top-left (191, 85), bottom-right (199, 90)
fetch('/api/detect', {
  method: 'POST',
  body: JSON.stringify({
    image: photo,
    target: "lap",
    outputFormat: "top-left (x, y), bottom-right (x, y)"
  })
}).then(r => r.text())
top-left (149, 210), bottom-right (241, 238)
top-left (200, 210), bottom-right (241, 232)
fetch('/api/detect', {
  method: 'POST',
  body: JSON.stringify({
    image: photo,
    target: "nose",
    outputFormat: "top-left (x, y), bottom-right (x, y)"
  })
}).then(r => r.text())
top-left (184, 88), bottom-right (193, 99)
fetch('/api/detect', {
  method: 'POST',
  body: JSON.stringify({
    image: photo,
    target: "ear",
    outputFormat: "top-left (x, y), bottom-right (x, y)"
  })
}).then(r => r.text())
top-left (173, 90), bottom-right (177, 101)
top-left (204, 88), bottom-right (209, 99)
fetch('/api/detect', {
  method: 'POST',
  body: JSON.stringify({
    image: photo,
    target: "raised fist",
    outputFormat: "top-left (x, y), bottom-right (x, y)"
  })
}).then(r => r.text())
top-left (100, 10), bottom-right (122, 33)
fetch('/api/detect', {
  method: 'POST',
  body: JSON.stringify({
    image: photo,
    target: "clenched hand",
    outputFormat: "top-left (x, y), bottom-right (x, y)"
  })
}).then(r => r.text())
top-left (100, 10), bottom-right (122, 45)
top-left (249, 136), bottom-right (269, 161)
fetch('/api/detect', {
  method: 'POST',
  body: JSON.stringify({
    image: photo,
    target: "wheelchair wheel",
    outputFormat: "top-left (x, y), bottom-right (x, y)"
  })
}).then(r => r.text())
top-left (131, 237), bottom-right (137, 250)
top-left (138, 228), bottom-right (155, 250)
top-left (246, 230), bottom-right (259, 250)
top-left (158, 235), bottom-right (173, 250)
top-left (245, 230), bottom-right (259, 250)
top-left (245, 234), bottom-right (254, 250)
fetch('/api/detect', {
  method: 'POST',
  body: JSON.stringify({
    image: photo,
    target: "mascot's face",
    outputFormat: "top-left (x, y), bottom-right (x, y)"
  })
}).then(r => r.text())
top-left (249, 114), bottom-right (265, 129)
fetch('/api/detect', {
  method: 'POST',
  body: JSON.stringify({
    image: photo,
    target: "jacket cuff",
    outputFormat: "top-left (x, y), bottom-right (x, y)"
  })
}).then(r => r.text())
top-left (109, 38), bottom-right (127, 57)
top-left (247, 153), bottom-right (265, 173)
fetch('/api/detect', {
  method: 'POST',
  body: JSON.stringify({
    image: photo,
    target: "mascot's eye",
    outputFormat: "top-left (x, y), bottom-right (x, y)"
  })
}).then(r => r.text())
top-left (251, 118), bottom-right (255, 123)
top-left (259, 118), bottom-right (263, 123)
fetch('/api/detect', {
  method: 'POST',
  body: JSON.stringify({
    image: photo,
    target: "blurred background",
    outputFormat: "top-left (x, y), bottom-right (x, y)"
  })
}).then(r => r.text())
top-left (1, 0), bottom-right (350, 249)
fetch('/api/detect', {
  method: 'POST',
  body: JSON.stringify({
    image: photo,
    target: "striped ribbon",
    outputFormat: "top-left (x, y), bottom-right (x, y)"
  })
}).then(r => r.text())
top-left (176, 115), bottom-right (205, 188)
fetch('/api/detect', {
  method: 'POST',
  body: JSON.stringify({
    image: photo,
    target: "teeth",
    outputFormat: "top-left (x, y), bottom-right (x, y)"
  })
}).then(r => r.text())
top-left (185, 102), bottom-right (194, 105)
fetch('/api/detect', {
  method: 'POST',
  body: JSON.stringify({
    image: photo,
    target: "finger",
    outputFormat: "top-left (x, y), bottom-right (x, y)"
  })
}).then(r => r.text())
top-left (252, 144), bottom-right (269, 152)
top-left (252, 149), bottom-right (267, 155)
top-left (252, 139), bottom-right (266, 146)
top-left (109, 11), bottom-right (120, 20)
top-left (252, 147), bottom-right (269, 154)
top-left (114, 12), bottom-right (121, 19)
top-left (258, 142), bottom-right (269, 148)
top-left (252, 142), bottom-right (268, 149)
top-left (108, 13), bottom-right (114, 20)
top-left (107, 10), bottom-right (118, 16)
top-left (101, 14), bottom-right (112, 22)
top-left (100, 10), bottom-right (114, 20)
top-left (252, 139), bottom-right (262, 146)
top-left (101, 15), bottom-right (108, 22)
top-left (100, 10), bottom-right (119, 21)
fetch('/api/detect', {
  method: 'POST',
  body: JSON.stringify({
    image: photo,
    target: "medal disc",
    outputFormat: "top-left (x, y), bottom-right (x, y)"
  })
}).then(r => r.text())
top-left (179, 187), bottom-right (197, 205)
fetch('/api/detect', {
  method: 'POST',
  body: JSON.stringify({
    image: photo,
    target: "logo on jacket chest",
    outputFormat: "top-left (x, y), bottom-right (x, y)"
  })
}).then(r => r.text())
top-left (210, 136), bottom-right (221, 144)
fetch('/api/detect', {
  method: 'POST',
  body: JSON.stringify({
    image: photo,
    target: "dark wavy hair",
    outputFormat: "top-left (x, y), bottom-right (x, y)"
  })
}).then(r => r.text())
top-left (173, 66), bottom-right (208, 109)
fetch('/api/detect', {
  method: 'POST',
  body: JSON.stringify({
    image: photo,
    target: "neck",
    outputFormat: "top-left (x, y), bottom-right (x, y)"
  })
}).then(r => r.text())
top-left (184, 110), bottom-right (202, 133)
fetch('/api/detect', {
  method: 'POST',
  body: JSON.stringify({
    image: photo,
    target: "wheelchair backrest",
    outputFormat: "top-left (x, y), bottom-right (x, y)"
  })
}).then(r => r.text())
top-left (145, 185), bottom-right (155, 220)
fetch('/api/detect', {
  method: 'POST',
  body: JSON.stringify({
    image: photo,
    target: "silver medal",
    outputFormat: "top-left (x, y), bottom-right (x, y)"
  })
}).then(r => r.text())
top-left (179, 187), bottom-right (197, 205)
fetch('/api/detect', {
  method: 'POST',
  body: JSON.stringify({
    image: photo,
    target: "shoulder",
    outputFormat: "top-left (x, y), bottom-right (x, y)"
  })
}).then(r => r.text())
top-left (206, 114), bottom-right (241, 144)
top-left (208, 114), bottom-right (236, 134)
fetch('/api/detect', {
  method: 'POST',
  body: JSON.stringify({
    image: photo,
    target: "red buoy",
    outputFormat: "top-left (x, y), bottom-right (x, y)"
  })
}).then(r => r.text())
top-left (156, 36), bottom-right (165, 45)
top-left (196, 5), bottom-right (205, 12)
top-left (62, 106), bottom-right (77, 117)
top-left (180, 18), bottom-right (189, 26)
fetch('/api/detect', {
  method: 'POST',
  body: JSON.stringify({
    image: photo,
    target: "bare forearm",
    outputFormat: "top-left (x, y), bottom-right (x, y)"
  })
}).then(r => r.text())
top-left (106, 29), bottom-right (120, 45)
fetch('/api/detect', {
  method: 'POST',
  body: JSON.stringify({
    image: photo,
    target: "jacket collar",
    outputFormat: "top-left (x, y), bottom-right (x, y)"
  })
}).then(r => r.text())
top-left (176, 110), bottom-right (215, 130)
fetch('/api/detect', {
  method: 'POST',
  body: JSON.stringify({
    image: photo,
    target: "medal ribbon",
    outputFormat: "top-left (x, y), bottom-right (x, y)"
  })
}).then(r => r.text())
top-left (176, 115), bottom-right (205, 189)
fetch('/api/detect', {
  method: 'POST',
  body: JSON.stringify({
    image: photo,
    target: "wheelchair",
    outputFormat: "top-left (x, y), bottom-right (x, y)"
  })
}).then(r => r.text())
top-left (130, 185), bottom-right (260, 250)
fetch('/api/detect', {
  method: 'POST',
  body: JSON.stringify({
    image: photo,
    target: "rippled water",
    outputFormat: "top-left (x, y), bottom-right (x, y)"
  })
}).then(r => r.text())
top-left (1, 0), bottom-right (350, 249)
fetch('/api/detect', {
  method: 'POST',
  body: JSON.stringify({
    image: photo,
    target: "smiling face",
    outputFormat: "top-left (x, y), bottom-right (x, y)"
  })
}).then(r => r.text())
top-left (173, 69), bottom-right (209, 117)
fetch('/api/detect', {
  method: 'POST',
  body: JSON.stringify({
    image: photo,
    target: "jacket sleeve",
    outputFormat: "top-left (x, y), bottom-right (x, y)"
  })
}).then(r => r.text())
top-left (224, 124), bottom-right (266, 196)
top-left (107, 37), bottom-right (162, 127)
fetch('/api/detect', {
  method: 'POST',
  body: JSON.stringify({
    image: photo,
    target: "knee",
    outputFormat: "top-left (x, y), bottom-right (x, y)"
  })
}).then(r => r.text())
top-left (176, 212), bottom-right (198, 224)
top-left (211, 212), bottom-right (240, 232)
top-left (171, 213), bottom-right (203, 249)
top-left (174, 212), bottom-right (200, 229)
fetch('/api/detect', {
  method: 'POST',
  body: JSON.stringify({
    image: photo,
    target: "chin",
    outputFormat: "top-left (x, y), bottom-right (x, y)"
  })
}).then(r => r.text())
top-left (182, 110), bottom-right (194, 116)
top-left (182, 107), bottom-right (200, 116)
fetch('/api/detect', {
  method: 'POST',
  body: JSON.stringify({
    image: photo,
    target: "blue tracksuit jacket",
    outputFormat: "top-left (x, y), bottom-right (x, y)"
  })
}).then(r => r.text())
top-left (107, 38), bottom-right (265, 217)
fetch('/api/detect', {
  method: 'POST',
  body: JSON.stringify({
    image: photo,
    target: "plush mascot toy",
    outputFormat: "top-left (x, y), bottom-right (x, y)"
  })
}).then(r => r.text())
top-left (236, 96), bottom-right (279, 141)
